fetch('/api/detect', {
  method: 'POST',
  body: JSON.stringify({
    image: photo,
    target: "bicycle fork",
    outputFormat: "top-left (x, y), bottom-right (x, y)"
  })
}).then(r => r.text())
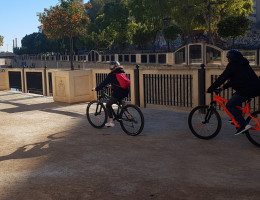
top-left (95, 103), bottom-right (103, 116)
top-left (202, 106), bottom-right (215, 124)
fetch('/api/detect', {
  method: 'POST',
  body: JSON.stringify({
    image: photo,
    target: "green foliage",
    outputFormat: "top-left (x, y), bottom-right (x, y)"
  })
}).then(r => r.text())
top-left (17, 0), bottom-right (255, 54)
top-left (102, 1), bottom-right (132, 49)
top-left (22, 33), bottom-right (49, 54)
top-left (132, 26), bottom-right (152, 49)
top-left (129, 0), bottom-right (170, 49)
top-left (217, 15), bottom-right (251, 47)
top-left (170, 0), bottom-right (253, 44)
top-left (38, 0), bottom-right (90, 69)
top-left (86, 0), bottom-right (113, 22)
top-left (163, 24), bottom-right (181, 42)
top-left (14, 32), bottom-right (71, 54)
top-left (163, 24), bottom-right (181, 51)
top-left (87, 0), bottom-right (136, 50)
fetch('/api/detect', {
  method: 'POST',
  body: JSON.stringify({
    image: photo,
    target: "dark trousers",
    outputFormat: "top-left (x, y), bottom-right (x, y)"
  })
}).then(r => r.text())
top-left (106, 96), bottom-right (119, 118)
top-left (226, 93), bottom-right (248, 127)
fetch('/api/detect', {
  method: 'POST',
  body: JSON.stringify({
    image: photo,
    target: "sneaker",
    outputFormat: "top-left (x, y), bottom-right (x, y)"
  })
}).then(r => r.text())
top-left (235, 124), bottom-right (252, 135)
top-left (105, 122), bottom-right (115, 127)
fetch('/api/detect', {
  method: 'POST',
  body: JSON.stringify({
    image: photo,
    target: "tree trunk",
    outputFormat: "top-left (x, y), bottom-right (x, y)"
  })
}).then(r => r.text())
top-left (70, 35), bottom-right (74, 70)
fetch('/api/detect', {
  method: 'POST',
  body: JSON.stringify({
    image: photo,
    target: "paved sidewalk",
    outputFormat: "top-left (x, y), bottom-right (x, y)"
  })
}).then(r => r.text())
top-left (0, 90), bottom-right (260, 200)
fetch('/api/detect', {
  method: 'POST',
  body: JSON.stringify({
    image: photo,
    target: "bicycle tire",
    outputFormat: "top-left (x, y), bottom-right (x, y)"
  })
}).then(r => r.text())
top-left (246, 111), bottom-right (260, 147)
top-left (119, 104), bottom-right (144, 136)
top-left (188, 105), bottom-right (222, 139)
top-left (86, 100), bottom-right (107, 128)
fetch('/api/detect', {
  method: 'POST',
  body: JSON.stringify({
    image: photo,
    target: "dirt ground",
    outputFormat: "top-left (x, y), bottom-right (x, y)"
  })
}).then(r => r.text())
top-left (0, 90), bottom-right (260, 200)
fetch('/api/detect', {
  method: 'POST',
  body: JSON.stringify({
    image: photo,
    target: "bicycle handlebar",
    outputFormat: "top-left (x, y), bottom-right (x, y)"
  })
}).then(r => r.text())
top-left (206, 88), bottom-right (222, 95)
top-left (213, 88), bottom-right (222, 94)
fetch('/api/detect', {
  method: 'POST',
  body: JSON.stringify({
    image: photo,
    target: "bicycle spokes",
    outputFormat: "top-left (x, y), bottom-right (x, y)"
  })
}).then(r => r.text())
top-left (249, 116), bottom-right (260, 130)
top-left (86, 100), bottom-right (107, 128)
top-left (188, 105), bottom-right (222, 140)
top-left (122, 110), bottom-right (137, 123)
top-left (119, 105), bottom-right (144, 136)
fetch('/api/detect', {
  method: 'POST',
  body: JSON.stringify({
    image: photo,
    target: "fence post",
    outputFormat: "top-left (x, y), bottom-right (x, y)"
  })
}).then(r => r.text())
top-left (44, 65), bottom-right (47, 96)
top-left (198, 64), bottom-right (206, 106)
top-left (22, 66), bottom-right (25, 93)
top-left (134, 64), bottom-right (140, 107)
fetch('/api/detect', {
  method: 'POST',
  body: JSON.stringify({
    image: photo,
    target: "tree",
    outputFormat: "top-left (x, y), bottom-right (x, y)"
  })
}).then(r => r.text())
top-left (86, 0), bottom-right (113, 22)
top-left (132, 26), bottom-right (152, 50)
top-left (20, 33), bottom-right (49, 54)
top-left (217, 15), bottom-right (251, 47)
top-left (170, 0), bottom-right (253, 45)
top-left (163, 24), bottom-right (181, 51)
top-left (129, 0), bottom-right (170, 51)
top-left (101, 1), bottom-right (135, 50)
top-left (169, 0), bottom-right (198, 44)
top-left (38, 0), bottom-right (90, 70)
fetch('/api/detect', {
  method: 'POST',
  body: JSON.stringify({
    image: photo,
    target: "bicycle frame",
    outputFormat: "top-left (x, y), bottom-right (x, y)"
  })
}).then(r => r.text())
top-left (97, 87), bottom-right (124, 122)
top-left (111, 103), bottom-right (123, 121)
top-left (212, 94), bottom-right (260, 130)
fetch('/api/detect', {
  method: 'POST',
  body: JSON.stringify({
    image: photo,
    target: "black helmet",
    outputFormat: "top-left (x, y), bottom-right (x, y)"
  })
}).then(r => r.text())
top-left (109, 61), bottom-right (120, 70)
top-left (226, 49), bottom-right (239, 60)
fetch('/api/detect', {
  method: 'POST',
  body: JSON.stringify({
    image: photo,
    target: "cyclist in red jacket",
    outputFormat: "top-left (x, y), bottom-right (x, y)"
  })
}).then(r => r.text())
top-left (207, 49), bottom-right (260, 135)
top-left (93, 61), bottom-right (129, 127)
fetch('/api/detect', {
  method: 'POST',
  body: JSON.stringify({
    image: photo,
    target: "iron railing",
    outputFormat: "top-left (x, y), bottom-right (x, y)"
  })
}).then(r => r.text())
top-left (143, 74), bottom-right (193, 107)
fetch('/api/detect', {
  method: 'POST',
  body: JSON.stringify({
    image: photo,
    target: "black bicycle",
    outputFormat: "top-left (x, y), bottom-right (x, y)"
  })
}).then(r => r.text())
top-left (86, 86), bottom-right (144, 136)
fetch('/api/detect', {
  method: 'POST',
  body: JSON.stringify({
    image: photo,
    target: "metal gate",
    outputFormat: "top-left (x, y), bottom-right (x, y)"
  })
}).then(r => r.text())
top-left (26, 72), bottom-right (43, 95)
top-left (48, 72), bottom-right (53, 96)
top-left (9, 71), bottom-right (22, 91)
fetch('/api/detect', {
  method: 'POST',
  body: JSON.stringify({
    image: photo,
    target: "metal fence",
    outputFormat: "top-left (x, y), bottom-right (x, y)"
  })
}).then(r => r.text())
top-left (143, 74), bottom-right (193, 107)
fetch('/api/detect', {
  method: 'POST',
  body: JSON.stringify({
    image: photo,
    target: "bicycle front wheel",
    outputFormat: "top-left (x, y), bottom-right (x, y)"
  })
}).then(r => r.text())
top-left (188, 105), bottom-right (222, 139)
top-left (86, 100), bottom-right (107, 128)
top-left (119, 104), bottom-right (144, 136)
top-left (246, 111), bottom-right (260, 147)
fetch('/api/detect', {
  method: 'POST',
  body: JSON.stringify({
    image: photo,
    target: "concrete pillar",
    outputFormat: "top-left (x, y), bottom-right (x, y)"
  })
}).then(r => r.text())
top-left (166, 53), bottom-right (174, 65)
top-left (136, 54), bottom-right (141, 64)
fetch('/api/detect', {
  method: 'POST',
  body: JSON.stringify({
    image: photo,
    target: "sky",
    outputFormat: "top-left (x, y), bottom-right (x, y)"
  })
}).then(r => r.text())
top-left (0, 0), bottom-right (60, 52)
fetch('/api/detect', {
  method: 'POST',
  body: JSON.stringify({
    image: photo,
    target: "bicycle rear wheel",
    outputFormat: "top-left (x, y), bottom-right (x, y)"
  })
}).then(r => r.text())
top-left (86, 100), bottom-right (107, 128)
top-left (188, 105), bottom-right (222, 139)
top-left (119, 104), bottom-right (144, 136)
top-left (246, 111), bottom-right (260, 147)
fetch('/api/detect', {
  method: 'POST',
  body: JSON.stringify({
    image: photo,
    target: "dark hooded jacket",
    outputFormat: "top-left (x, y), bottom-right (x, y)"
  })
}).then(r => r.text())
top-left (207, 52), bottom-right (260, 98)
top-left (95, 67), bottom-right (129, 99)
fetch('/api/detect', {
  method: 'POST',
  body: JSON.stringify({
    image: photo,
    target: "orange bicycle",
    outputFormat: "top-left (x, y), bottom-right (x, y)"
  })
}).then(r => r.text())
top-left (188, 89), bottom-right (260, 147)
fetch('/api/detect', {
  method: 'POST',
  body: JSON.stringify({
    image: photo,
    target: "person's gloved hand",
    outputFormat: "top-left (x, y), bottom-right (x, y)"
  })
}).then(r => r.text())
top-left (92, 88), bottom-right (96, 91)
top-left (206, 88), bottom-right (212, 93)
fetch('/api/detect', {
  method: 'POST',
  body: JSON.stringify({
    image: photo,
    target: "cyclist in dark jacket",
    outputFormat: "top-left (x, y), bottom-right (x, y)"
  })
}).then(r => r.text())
top-left (207, 49), bottom-right (260, 135)
top-left (94, 61), bottom-right (129, 127)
